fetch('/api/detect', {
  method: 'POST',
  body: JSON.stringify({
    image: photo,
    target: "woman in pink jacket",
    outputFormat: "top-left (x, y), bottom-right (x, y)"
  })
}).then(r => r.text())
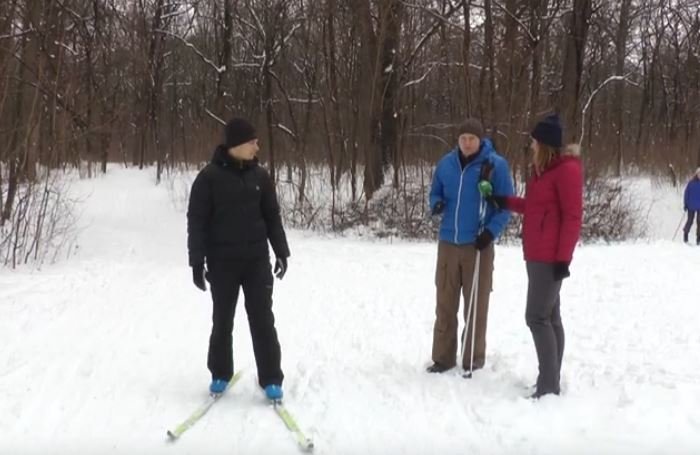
top-left (490, 114), bottom-right (583, 398)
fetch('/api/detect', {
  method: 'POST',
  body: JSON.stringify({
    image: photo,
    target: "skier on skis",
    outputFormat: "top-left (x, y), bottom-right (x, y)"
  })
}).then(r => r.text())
top-left (683, 167), bottom-right (700, 245)
top-left (427, 118), bottom-right (514, 374)
top-left (487, 114), bottom-right (583, 398)
top-left (187, 118), bottom-right (289, 400)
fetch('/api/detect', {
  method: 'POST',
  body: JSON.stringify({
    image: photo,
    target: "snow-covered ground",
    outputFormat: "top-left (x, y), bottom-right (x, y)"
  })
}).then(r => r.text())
top-left (1, 167), bottom-right (699, 455)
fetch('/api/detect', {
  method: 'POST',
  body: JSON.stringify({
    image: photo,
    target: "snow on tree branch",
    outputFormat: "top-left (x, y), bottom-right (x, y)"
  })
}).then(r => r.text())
top-left (205, 108), bottom-right (226, 126)
top-left (491, 0), bottom-right (538, 43)
top-left (155, 29), bottom-right (226, 74)
top-left (403, 64), bottom-right (436, 88)
top-left (0, 28), bottom-right (35, 40)
top-left (579, 74), bottom-right (641, 144)
top-left (275, 123), bottom-right (296, 139)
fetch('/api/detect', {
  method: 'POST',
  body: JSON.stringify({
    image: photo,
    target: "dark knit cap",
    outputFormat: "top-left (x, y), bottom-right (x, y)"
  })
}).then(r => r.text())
top-left (224, 118), bottom-right (257, 148)
top-left (531, 114), bottom-right (563, 148)
top-left (457, 118), bottom-right (485, 139)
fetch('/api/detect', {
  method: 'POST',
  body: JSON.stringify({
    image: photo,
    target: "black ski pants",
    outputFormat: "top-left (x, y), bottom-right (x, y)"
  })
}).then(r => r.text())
top-left (206, 256), bottom-right (283, 388)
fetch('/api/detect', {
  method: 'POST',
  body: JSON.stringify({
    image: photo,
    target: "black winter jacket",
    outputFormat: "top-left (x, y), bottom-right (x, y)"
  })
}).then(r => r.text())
top-left (187, 146), bottom-right (290, 266)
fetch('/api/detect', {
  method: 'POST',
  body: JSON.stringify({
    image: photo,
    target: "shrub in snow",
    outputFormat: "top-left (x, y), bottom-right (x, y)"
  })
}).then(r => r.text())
top-left (0, 170), bottom-right (78, 268)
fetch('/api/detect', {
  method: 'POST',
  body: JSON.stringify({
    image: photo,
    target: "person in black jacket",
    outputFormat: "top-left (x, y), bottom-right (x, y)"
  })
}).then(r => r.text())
top-left (187, 118), bottom-right (290, 401)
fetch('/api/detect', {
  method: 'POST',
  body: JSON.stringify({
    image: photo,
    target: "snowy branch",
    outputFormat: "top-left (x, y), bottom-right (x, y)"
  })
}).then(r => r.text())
top-left (160, 5), bottom-right (194, 21)
top-left (205, 108), bottom-right (226, 126)
top-left (491, 0), bottom-right (538, 43)
top-left (247, 6), bottom-right (267, 41)
top-left (288, 97), bottom-right (321, 104)
top-left (275, 123), bottom-right (297, 139)
top-left (402, 1), bottom-right (463, 75)
top-left (424, 61), bottom-right (484, 71)
top-left (401, 1), bottom-right (465, 32)
top-left (580, 74), bottom-right (641, 144)
top-left (54, 0), bottom-right (87, 22)
top-left (269, 23), bottom-right (302, 67)
top-left (229, 63), bottom-right (262, 69)
top-left (155, 29), bottom-right (226, 74)
top-left (403, 64), bottom-right (436, 88)
top-left (53, 41), bottom-right (78, 56)
top-left (0, 28), bottom-right (35, 40)
top-left (276, 23), bottom-right (302, 55)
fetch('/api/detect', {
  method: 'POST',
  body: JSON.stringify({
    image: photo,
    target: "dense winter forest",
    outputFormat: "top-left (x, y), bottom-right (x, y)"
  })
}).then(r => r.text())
top-left (1, 0), bottom-right (699, 266)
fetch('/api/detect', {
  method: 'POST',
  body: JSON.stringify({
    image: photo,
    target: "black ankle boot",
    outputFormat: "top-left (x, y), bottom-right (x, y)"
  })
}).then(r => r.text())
top-left (426, 362), bottom-right (452, 373)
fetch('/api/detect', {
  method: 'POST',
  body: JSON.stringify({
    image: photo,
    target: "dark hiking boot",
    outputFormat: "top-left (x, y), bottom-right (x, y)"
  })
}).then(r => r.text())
top-left (426, 362), bottom-right (452, 373)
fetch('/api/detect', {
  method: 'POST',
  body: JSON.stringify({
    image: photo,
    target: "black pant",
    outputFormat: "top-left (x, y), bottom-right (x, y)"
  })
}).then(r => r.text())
top-left (525, 262), bottom-right (565, 396)
top-left (683, 210), bottom-right (699, 243)
top-left (207, 256), bottom-right (283, 388)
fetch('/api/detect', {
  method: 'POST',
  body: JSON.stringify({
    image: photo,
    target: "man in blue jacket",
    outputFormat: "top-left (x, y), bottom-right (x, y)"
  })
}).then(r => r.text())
top-left (427, 118), bottom-right (514, 374)
top-left (683, 167), bottom-right (700, 245)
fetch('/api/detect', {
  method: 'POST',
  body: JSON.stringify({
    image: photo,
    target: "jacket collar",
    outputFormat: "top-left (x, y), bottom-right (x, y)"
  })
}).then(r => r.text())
top-left (451, 138), bottom-right (495, 168)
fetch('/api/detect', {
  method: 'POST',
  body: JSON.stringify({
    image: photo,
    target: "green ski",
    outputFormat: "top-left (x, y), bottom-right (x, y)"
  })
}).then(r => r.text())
top-left (271, 400), bottom-right (314, 452)
top-left (166, 371), bottom-right (243, 441)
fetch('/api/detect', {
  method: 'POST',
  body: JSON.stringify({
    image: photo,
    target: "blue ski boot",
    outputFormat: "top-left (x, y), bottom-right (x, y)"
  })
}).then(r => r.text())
top-left (264, 384), bottom-right (283, 401)
top-left (209, 378), bottom-right (229, 395)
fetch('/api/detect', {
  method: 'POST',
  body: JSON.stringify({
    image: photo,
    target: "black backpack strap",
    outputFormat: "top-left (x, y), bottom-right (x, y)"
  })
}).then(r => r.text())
top-left (479, 160), bottom-right (494, 182)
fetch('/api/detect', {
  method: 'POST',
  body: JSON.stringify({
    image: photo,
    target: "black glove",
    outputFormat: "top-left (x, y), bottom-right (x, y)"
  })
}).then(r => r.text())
top-left (486, 195), bottom-right (507, 210)
top-left (431, 201), bottom-right (445, 216)
top-left (474, 229), bottom-right (494, 251)
top-left (274, 256), bottom-right (288, 279)
top-left (553, 262), bottom-right (571, 281)
top-left (192, 263), bottom-right (207, 291)
top-left (684, 204), bottom-right (688, 212)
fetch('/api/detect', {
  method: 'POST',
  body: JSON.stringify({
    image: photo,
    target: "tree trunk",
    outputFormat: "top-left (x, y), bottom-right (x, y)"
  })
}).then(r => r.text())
top-left (483, 0), bottom-right (496, 129)
top-left (379, 0), bottom-right (402, 188)
top-left (462, 0), bottom-right (472, 117)
top-left (557, 0), bottom-right (592, 143)
top-left (356, 0), bottom-right (381, 201)
top-left (614, 0), bottom-right (632, 176)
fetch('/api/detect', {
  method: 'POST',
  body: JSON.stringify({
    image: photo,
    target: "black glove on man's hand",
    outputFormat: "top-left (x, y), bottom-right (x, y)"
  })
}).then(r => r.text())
top-left (474, 229), bottom-right (494, 251)
top-left (274, 256), bottom-right (288, 279)
top-left (553, 262), bottom-right (571, 281)
top-left (432, 201), bottom-right (445, 216)
top-left (486, 195), bottom-right (507, 210)
top-left (192, 263), bottom-right (207, 291)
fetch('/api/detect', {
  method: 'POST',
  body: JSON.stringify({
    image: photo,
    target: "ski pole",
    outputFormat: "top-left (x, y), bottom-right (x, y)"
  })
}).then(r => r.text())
top-left (461, 171), bottom-right (492, 377)
top-left (461, 250), bottom-right (481, 378)
top-left (672, 211), bottom-right (686, 241)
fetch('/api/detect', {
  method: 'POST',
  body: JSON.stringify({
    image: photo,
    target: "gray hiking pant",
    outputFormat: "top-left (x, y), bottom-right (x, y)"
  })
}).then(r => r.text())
top-left (526, 261), bottom-right (565, 396)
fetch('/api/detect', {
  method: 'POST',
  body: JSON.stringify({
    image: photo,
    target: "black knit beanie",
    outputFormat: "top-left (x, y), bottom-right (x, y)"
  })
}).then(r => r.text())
top-left (224, 118), bottom-right (257, 149)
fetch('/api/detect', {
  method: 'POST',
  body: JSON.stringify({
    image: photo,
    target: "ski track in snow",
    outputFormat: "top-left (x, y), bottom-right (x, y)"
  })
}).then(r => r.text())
top-left (1, 168), bottom-right (700, 454)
